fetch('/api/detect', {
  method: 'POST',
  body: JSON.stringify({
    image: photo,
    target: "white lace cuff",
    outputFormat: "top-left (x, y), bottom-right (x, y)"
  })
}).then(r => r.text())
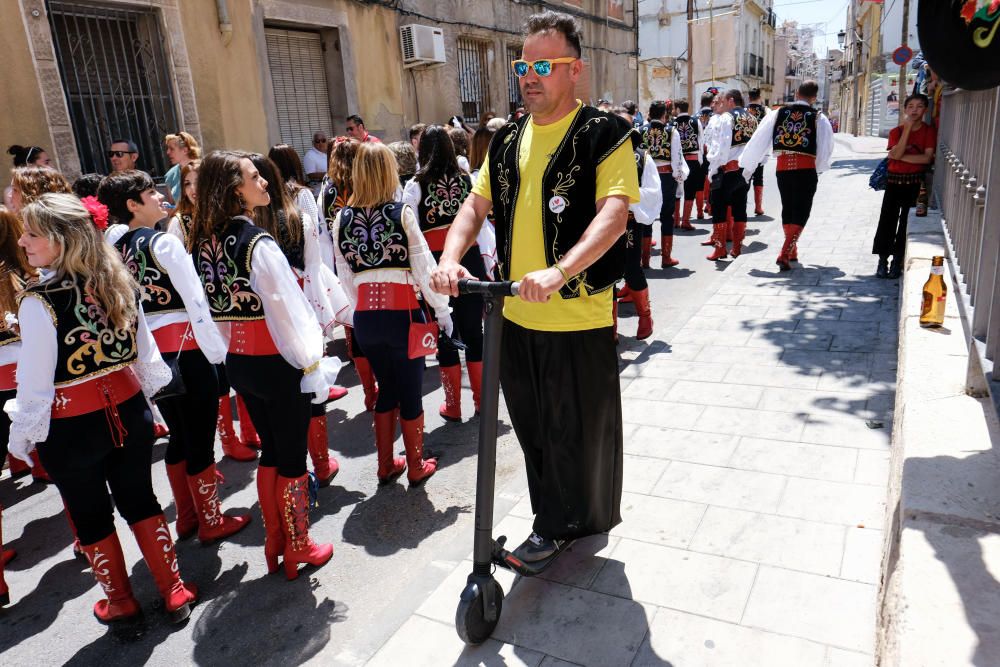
top-left (299, 357), bottom-right (343, 396)
top-left (5, 395), bottom-right (53, 447)
top-left (135, 358), bottom-right (173, 398)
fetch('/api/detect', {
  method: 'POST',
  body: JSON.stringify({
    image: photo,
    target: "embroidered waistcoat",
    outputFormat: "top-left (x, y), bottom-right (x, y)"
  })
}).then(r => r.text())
top-left (772, 105), bottom-right (819, 157)
top-left (641, 119), bottom-right (673, 162)
top-left (114, 228), bottom-right (185, 316)
top-left (675, 115), bottom-right (701, 155)
top-left (195, 217), bottom-right (269, 322)
top-left (321, 178), bottom-right (349, 238)
top-left (275, 210), bottom-right (306, 272)
top-left (337, 202), bottom-right (411, 275)
top-left (730, 108), bottom-right (758, 147)
top-left (417, 173), bottom-right (472, 234)
top-left (0, 321), bottom-right (18, 348)
top-left (488, 106), bottom-right (637, 298)
top-left (746, 103), bottom-right (766, 123)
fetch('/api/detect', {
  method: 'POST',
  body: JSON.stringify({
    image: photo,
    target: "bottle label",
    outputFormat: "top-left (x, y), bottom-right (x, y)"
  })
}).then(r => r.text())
top-left (930, 266), bottom-right (944, 276)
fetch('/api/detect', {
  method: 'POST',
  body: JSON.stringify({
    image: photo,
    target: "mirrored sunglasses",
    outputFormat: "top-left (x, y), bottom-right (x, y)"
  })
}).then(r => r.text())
top-left (510, 57), bottom-right (578, 78)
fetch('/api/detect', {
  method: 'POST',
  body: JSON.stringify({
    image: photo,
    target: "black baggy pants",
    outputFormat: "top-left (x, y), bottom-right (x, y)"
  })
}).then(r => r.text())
top-left (711, 170), bottom-right (750, 223)
top-left (624, 217), bottom-right (648, 291)
top-left (872, 180), bottom-right (922, 259)
top-left (776, 169), bottom-right (819, 227)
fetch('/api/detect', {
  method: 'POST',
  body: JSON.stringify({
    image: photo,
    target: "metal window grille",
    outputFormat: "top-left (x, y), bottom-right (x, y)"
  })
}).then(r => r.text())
top-left (47, 0), bottom-right (179, 179)
top-left (457, 37), bottom-right (490, 126)
top-left (264, 28), bottom-right (334, 160)
top-left (507, 44), bottom-right (522, 115)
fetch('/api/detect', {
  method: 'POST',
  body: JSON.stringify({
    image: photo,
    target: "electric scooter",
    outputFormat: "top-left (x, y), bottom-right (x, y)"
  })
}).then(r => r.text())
top-left (453, 279), bottom-right (574, 645)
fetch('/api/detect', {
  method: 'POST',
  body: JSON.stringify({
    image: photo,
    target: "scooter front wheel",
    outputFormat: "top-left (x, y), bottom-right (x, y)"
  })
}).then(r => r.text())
top-left (455, 578), bottom-right (504, 644)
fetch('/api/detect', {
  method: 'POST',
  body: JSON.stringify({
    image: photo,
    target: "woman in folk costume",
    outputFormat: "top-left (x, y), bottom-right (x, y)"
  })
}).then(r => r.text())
top-left (0, 204), bottom-right (34, 607)
top-left (318, 138), bottom-right (380, 413)
top-left (167, 159), bottom-right (257, 462)
top-left (333, 142), bottom-right (451, 485)
top-left (250, 153), bottom-right (353, 487)
top-left (401, 126), bottom-right (488, 421)
top-left (7, 193), bottom-right (197, 623)
top-left (189, 151), bottom-right (339, 580)
top-left (98, 171), bottom-right (251, 544)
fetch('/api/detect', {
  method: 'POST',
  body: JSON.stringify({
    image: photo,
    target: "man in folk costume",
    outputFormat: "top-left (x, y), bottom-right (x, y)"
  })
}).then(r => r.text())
top-left (674, 99), bottom-right (705, 229)
top-left (697, 90), bottom-right (718, 221)
top-left (706, 89), bottom-right (758, 260)
top-left (740, 80), bottom-right (833, 270)
top-left (745, 88), bottom-right (769, 216)
top-left (639, 101), bottom-right (687, 268)
top-left (432, 11), bottom-right (639, 562)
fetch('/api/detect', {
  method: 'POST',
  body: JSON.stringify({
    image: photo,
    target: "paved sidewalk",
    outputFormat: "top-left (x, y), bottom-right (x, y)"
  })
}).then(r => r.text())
top-left (367, 136), bottom-right (895, 666)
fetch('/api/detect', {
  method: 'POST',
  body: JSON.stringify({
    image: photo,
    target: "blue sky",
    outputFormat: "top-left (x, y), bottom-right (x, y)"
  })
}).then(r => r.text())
top-left (772, 0), bottom-right (851, 56)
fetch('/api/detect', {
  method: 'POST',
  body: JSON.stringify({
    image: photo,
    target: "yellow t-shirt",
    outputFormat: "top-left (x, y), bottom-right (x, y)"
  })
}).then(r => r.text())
top-left (473, 104), bottom-right (640, 332)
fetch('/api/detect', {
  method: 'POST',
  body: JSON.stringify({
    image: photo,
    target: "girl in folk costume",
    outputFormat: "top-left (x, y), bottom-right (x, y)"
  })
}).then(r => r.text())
top-left (249, 153), bottom-right (353, 487)
top-left (333, 142), bottom-right (451, 485)
top-left (167, 159), bottom-right (257, 462)
top-left (98, 171), bottom-right (251, 543)
top-left (318, 138), bottom-right (379, 413)
top-left (468, 127), bottom-right (499, 280)
top-left (401, 126), bottom-right (487, 421)
top-left (190, 151), bottom-right (339, 580)
top-left (0, 205), bottom-right (33, 607)
top-left (7, 193), bottom-right (197, 623)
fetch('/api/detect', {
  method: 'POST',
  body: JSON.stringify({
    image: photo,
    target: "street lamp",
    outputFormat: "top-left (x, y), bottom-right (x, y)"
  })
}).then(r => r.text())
top-left (837, 29), bottom-right (846, 48)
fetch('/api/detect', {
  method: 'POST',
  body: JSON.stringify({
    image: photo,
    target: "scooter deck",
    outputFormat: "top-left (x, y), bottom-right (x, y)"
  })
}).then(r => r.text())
top-left (491, 536), bottom-right (575, 577)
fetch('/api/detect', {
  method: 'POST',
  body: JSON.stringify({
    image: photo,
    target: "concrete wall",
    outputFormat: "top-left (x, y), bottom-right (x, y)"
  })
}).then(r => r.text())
top-left (0, 2), bottom-right (52, 172)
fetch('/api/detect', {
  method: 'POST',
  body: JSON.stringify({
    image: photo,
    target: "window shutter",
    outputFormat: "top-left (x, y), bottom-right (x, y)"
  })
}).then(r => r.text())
top-left (265, 28), bottom-right (334, 159)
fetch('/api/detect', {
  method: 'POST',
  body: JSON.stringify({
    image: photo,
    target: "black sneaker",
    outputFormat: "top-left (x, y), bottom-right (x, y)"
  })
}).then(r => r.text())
top-left (512, 532), bottom-right (564, 563)
top-left (876, 258), bottom-right (889, 279)
top-left (888, 259), bottom-right (902, 279)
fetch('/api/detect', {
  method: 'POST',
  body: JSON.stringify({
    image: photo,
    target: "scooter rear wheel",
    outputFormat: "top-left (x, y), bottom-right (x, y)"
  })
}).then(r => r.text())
top-left (455, 578), bottom-right (504, 644)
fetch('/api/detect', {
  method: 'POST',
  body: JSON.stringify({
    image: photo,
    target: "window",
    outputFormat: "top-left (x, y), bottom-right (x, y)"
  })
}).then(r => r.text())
top-left (507, 44), bottom-right (523, 115)
top-left (457, 37), bottom-right (490, 126)
top-left (265, 28), bottom-right (334, 160)
top-left (47, 1), bottom-right (179, 178)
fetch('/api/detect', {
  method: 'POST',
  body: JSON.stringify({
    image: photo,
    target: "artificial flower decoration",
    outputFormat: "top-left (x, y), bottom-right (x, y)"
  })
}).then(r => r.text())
top-left (80, 196), bottom-right (109, 231)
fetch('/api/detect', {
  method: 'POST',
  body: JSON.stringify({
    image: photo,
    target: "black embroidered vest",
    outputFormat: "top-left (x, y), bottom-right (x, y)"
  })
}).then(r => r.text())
top-left (633, 147), bottom-right (648, 183)
top-left (21, 277), bottom-right (138, 386)
top-left (275, 210), bottom-right (306, 272)
top-left (488, 106), bottom-right (637, 298)
top-left (172, 213), bottom-right (194, 247)
top-left (195, 217), bottom-right (269, 322)
top-left (114, 228), bottom-right (185, 317)
top-left (0, 272), bottom-right (26, 348)
top-left (0, 321), bottom-right (18, 348)
top-left (730, 108), bottom-right (758, 147)
top-left (337, 202), bottom-right (411, 275)
top-left (772, 105), bottom-right (819, 157)
top-left (746, 103), bottom-right (766, 123)
top-left (321, 178), bottom-right (349, 238)
top-left (641, 119), bottom-right (673, 163)
top-left (416, 173), bottom-right (472, 234)
top-left (675, 115), bottom-right (701, 155)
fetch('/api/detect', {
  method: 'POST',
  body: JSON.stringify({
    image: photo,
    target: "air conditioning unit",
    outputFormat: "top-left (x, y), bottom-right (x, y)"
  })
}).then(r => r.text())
top-left (400, 24), bottom-right (446, 69)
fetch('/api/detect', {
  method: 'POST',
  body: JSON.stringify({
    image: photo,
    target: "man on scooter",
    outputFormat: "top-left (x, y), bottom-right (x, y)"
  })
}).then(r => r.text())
top-left (431, 11), bottom-right (639, 563)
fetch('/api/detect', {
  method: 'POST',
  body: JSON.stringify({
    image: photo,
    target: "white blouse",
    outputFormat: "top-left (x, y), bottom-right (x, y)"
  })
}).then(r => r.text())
top-left (291, 210), bottom-right (354, 337)
top-left (631, 154), bottom-right (665, 226)
top-left (5, 288), bottom-right (172, 450)
top-left (330, 204), bottom-right (451, 317)
top-left (315, 179), bottom-right (338, 272)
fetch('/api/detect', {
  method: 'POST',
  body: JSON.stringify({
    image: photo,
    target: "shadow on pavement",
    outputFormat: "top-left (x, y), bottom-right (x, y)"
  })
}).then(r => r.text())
top-left (341, 485), bottom-right (467, 557)
top-left (3, 506), bottom-right (78, 568)
top-left (830, 158), bottom-right (883, 177)
top-left (0, 558), bottom-right (94, 655)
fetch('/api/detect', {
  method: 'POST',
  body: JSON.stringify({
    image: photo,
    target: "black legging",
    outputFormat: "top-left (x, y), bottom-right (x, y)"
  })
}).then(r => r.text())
top-left (873, 180), bottom-right (922, 259)
top-left (644, 172), bottom-right (679, 240)
top-left (353, 309), bottom-right (426, 421)
top-left (752, 164), bottom-right (765, 187)
top-left (36, 392), bottom-right (161, 546)
top-left (683, 159), bottom-right (705, 200)
top-left (226, 353), bottom-right (312, 478)
top-left (433, 246), bottom-right (486, 367)
top-left (0, 388), bottom-right (12, 463)
top-left (158, 347), bottom-right (220, 475)
top-left (623, 217), bottom-right (647, 291)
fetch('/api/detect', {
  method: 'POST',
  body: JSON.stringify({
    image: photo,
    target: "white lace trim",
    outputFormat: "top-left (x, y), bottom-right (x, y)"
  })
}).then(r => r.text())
top-left (135, 357), bottom-right (173, 398)
top-left (5, 395), bottom-right (54, 447)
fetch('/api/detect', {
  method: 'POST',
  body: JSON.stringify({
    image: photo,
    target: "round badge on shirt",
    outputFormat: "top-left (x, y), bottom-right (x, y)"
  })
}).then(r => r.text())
top-left (548, 195), bottom-right (567, 214)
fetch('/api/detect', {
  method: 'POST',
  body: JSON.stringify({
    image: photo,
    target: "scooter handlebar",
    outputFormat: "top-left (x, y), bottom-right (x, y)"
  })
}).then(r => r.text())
top-left (457, 279), bottom-right (520, 297)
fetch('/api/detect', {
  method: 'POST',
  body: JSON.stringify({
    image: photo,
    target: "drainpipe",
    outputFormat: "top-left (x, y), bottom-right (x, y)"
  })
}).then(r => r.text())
top-left (216, 0), bottom-right (233, 46)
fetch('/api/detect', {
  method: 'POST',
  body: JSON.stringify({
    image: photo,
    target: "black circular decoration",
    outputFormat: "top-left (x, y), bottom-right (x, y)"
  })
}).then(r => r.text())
top-left (919, 1), bottom-right (1000, 90)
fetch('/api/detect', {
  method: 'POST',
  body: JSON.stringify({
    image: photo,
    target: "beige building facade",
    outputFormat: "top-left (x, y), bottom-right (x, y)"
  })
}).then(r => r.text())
top-left (2, 0), bottom-right (637, 181)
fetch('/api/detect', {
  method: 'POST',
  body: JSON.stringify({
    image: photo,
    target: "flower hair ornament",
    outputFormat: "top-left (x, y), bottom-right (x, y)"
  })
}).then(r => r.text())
top-left (80, 196), bottom-right (109, 231)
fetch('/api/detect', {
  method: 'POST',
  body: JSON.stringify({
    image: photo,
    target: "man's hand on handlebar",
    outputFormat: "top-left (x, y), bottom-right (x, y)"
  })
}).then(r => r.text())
top-left (431, 258), bottom-right (473, 297)
top-left (518, 267), bottom-right (565, 303)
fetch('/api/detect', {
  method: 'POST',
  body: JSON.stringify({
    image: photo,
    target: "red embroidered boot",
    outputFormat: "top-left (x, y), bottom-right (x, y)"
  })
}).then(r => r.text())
top-left (257, 465), bottom-right (284, 574)
top-left (702, 178), bottom-right (712, 215)
top-left (776, 224), bottom-right (800, 271)
top-left (696, 190), bottom-right (705, 219)
top-left (789, 233), bottom-right (800, 263)
top-left (1, 505), bottom-right (12, 607)
top-left (673, 203), bottom-right (681, 228)
top-left (401, 414), bottom-right (437, 486)
top-left (730, 221), bottom-right (747, 258)
top-left (640, 237), bottom-right (652, 269)
top-left (277, 474), bottom-right (334, 581)
top-left (327, 386), bottom-right (348, 402)
top-left (80, 532), bottom-right (142, 623)
top-left (165, 462), bottom-right (198, 540)
top-left (307, 415), bottom-right (339, 487)
top-left (633, 289), bottom-right (654, 340)
top-left (375, 410), bottom-right (406, 485)
top-left (617, 285), bottom-right (634, 303)
top-left (29, 450), bottom-right (52, 484)
top-left (661, 236), bottom-right (679, 268)
top-left (754, 185), bottom-right (764, 215)
top-left (438, 365), bottom-right (463, 422)
top-left (467, 361), bottom-right (483, 415)
top-left (187, 464), bottom-right (251, 543)
top-left (706, 224), bottom-right (729, 261)
top-left (7, 454), bottom-right (29, 479)
top-left (236, 395), bottom-right (262, 450)
top-left (218, 397), bottom-right (256, 462)
top-left (680, 200), bottom-right (695, 230)
top-left (354, 356), bottom-right (379, 412)
top-left (131, 515), bottom-right (198, 623)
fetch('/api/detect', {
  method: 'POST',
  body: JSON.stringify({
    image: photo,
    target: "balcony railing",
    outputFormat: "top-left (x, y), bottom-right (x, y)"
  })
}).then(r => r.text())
top-left (745, 54), bottom-right (765, 78)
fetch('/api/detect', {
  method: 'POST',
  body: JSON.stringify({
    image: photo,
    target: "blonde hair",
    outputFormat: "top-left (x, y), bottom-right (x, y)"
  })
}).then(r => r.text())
top-left (165, 131), bottom-right (202, 160)
top-left (348, 143), bottom-right (400, 208)
top-left (20, 193), bottom-right (138, 332)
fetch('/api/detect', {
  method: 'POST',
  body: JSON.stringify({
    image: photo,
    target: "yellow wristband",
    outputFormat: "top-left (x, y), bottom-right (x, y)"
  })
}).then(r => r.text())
top-left (553, 263), bottom-right (571, 284)
top-left (303, 361), bottom-right (320, 376)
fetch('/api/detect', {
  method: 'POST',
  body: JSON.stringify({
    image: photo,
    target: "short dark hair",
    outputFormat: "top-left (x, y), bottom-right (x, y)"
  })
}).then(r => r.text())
top-left (97, 170), bottom-right (155, 224)
top-left (409, 123), bottom-right (427, 141)
top-left (110, 138), bottom-right (138, 153)
top-left (798, 80), bottom-right (819, 99)
top-left (675, 99), bottom-right (690, 113)
top-left (699, 92), bottom-right (715, 108)
top-left (524, 11), bottom-right (582, 58)
top-left (724, 89), bottom-right (744, 107)
top-left (622, 100), bottom-right (637, 115)
top-left (72, 173), bottom-right (103, 199)
top-left (648, 101), bottom-right (667, 120)
top-left (748, 88), bottom-right (761, 101)
top-left (904, 93), bottom-right (930, 108)
top-left (346, 114), bottom-right (365, 127)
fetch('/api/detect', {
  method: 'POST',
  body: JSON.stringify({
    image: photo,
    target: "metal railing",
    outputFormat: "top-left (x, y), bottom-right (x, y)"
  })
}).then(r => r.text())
top-left (934, 87), bottom-right (1000, 404)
